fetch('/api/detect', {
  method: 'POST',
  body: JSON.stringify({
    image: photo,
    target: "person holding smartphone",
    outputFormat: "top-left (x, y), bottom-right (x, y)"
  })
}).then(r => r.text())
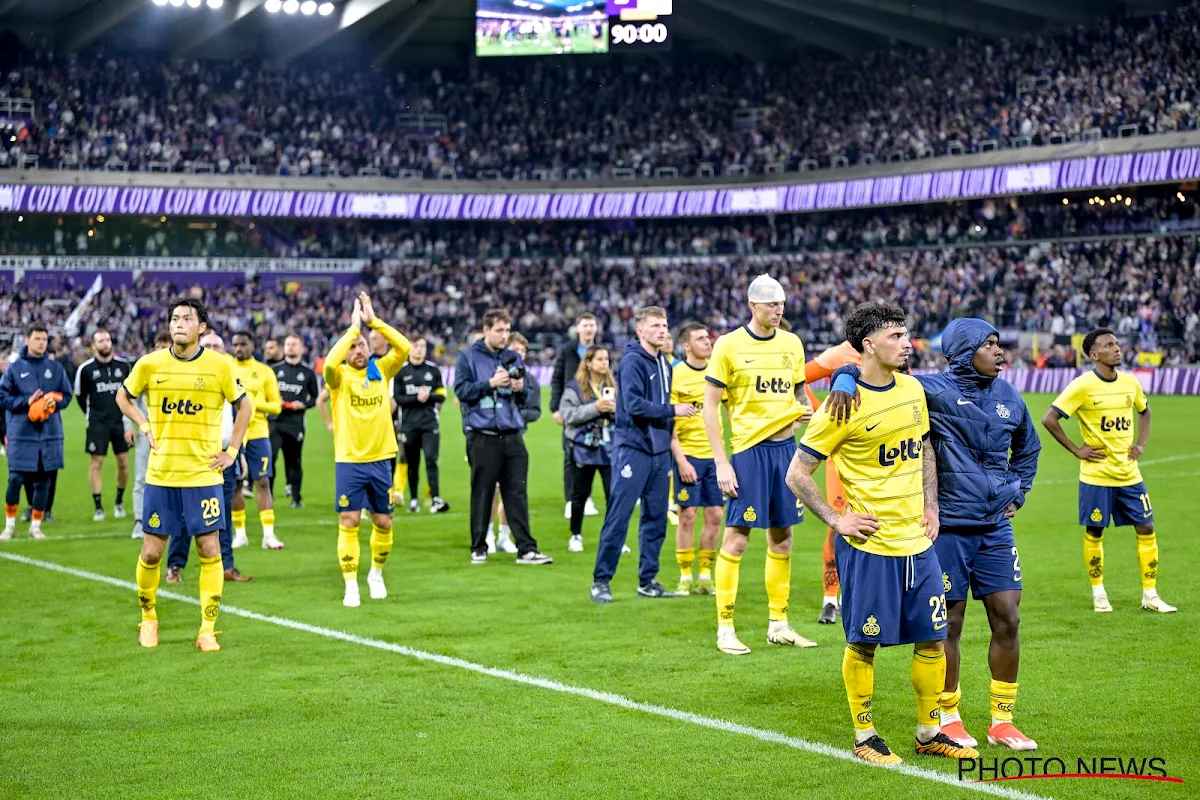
top-left (559, 345), bottom-right (616, 552)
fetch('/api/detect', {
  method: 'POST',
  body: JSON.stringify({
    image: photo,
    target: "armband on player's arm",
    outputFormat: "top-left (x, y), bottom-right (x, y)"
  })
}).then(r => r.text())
top-left (224, 445), bottom-right (240, 460)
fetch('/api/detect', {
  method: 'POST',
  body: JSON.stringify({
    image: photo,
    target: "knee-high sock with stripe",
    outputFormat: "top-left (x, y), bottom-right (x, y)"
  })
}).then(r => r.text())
top-left (989, 679), bottom-right (1018, 726)
top-left (136, 558), bottom-right (160, 621)
top-left (676, 548), bottom-right (694, 581)
top-left (697, 549), bottom-right (716, 581)
top-left (939, 683), bottom-right (963, 725)
top-left (232, 508), bottom-right (247, 537)
top-left (1137, 532), bottom-right (1159, 590)
top-left (259, 508), bottom-right (275, 540)
top-left (338, 525), bottom-right (359, 583)
top-left (198, 554), bottom-right (224, 634)
top-left (912, 648), bottom-right (947, 740)
top-left (715, 550), bottom-right (741, 628)
top-left (843, 644), bottom-right (876, 742)
top-left (370, 524), bottom-right (393, 571)
top-left (393, 462), bottom-right (408, 499)
top-left (765, 550), bottom-right (791, 622)
top-left (1084, 532), bottom-right (1104, 586)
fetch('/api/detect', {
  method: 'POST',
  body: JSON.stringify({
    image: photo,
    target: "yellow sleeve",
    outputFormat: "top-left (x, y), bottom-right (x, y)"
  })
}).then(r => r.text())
top-left (670, 366), bottom-right (682, 404)
top-left (370, 319), bottom-right (412, 379)
top-left (705, 337), bottom-right (733, 387)
top-left (1133, 380), bottom-right (1148, 413)
top-left (799, 406), bottom-right (849, 460)
top-left (258, 366), bottom-right (282, 415)
top-left (123, 356), bottom-right (150, 399)
top-left (1050, 379), bottom-right (1082, 418)
top-left (220, 358), bottom-right (246, 404)
top-left (323, 326), bottom-right (361, 389)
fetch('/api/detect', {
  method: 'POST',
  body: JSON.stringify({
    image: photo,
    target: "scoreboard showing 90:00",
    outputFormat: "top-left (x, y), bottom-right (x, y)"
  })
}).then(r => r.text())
top-left (607, 0), bottom-right (672, 51)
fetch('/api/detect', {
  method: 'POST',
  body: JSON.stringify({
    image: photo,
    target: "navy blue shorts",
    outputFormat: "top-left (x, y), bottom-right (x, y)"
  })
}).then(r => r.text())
top-left (1079, 481), bottom-right (1153, 528)
top-left (335, 460), bottom-right (394, 515)
top-left (836, 537), bottom-right (947, 646)
top-left (244, 438), bottom-right (273, 480)
top-left (935, 522), bottom-right (1022, 602)
top-left (725, 438), bottom-right (803, 529)
top-left (675, 456), bottom-right (723, 508)
top-left (143, 484), bottom-right (223, 539)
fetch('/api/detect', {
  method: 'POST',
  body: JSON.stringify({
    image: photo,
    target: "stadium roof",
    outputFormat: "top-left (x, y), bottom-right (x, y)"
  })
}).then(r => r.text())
top-left (0, 0), bottom-right (1184, 65)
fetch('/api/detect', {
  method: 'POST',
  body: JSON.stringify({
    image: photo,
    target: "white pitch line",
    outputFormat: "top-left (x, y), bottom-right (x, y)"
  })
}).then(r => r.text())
top-left (0, 551), bottom-right (1052, 800)
top-left (0, 531), bottom-right (136, 543)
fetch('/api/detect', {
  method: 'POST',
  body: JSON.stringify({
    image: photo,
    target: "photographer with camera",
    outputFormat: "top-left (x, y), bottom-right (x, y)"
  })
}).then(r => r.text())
top-left (454, 309), bottom-right (553, 566)
top-left (559, 345), bottom-right (616, 554)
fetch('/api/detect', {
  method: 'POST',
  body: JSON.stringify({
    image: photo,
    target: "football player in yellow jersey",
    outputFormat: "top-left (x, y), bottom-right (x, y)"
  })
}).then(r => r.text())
top-left (789, 302), bottom-right (977, 764)
top-left (703, 274), bottom-right (815, 655)
top-left (670, 322), bottom-right (723, 596)
top-left (116, 299), bottom-right (254, 653)
top-left (325, 292), bottom-right (411, 608)
top-left (1042, 328), bottom-right (1176, 614)
top-left (229, 331), bottom-right (285, 551)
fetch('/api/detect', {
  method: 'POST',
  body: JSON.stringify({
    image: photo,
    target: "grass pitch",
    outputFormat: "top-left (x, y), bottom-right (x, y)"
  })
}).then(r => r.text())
top-left (1, 393), bottom-right (1196, 799)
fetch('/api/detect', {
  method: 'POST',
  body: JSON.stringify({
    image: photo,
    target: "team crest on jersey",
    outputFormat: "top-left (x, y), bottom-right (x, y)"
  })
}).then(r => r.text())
top-left (338, 494), bottom-right (350, 508)
top-left (148, 512), bottom-right (160, 528)
top-left (92, 369), bottom-right (101, 378)
top-left (912, 404), bottom-right (923, 426)
top-left (743, 506), bottom-right (757, 523)
top-left (194, 378), bottom-right (207, 390)
top-left (278, 370), bottom-right (286, 378)
top-left (44, 368), bottom-right (51, 379)
top-left (677, 488), bottom-right (689, 502)
top-left (943, 572), bottom-right (952, 593)
top-left (114, 369), bottom-right (121, 377)
top-left (620, 464), bottom-right (632, 479)
top-left (995, 403), bottom-right (1011, 419)
top-left (782, 353), bottom-right (794, 370)
top-left (424, 372), bottom-right (433, 381)
top-left (862, 615), bottom-right (880, 637)
top-left (1090, 508), bottom-right (1103, 523)
top-left (87, 442), bottom-right (96, 453)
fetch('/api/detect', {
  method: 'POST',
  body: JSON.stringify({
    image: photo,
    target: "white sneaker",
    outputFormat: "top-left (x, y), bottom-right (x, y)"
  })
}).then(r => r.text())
top-left (1093, 589), bottom-right (1113, 613)
top-left (343, 583), bottom-right (361, 608)
top-left (28, 527), bottom-right (45, 540)
top-left (367, 569), bottom-right (387, 600)
top-left (262, 533), bottom-right (286, 550)
top-left (485, 530), bottom-right (497, 554)
top-left (113, 504), bottom-right (126, 519)
top-left (497, 533), bottom-right (519, 554)
top-left (1142, 592), bottom-right (1177, 613)
top-left (584, 498), bottom-right (599, 516)
top-left (131, 521), bottom-right (143, 539)
top-left (92, 508), bottom-right (106, 522)
top-left (567, 534), bottom-right (583, 552)
top-left (563, 501), bottom-right (572, 519)
top-left (767, 621), bottom-right (819, 648)
top-left (231, 530), bottom-right (249, 549)
top-left (717, 628), bottom-right (751, 655)
top-left (0, 527), bottom-right (13, 542)
top-left (471, 552), bottom-right (488, 565)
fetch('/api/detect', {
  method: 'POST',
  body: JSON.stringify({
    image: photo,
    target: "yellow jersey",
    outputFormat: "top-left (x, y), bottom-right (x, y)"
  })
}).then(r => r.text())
top-left (123, 346), bottom-right (246, 488)
top-left (1050, 369), bottom-right (1148, 487)
top-left (324, 320), bottom-right (411, 464)
top-left (705, 325), bottom-right (808, 454)
top-left (800, 373), bottom-right (931, 557)
top-left (234, 356), bottom-right (282, 442)
top-left (671, 359), bottom-right (714, 459)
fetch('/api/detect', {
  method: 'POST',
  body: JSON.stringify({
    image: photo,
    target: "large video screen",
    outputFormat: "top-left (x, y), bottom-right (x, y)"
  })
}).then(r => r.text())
top-left (475, 0), bottom-right (609, 58)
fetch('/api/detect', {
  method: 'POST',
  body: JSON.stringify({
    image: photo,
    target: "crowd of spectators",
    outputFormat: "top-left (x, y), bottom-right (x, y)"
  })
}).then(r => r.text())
top-left (1, 1), bottom-right (1198, 179)
top-left (4, 230), bottom-right (1198, 366)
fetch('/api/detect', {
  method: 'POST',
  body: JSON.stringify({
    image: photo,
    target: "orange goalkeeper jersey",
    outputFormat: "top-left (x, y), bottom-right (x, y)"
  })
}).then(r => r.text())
top-left (803, 341), bottom-right (862, 409)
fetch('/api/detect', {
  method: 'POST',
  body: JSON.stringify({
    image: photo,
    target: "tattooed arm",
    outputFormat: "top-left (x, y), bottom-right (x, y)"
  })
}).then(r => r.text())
top-left (921, 434), bottom-right (940, 542)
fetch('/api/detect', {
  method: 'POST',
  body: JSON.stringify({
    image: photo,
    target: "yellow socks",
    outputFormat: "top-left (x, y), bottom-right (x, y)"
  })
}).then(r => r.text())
top-left (197, 554), bottom-right (223, 634)
top-left (1137, 533), bottom-right (1159, 590)
top-left (843, 644), bottom-right (876, 740)
top-left (939, 683), bottom-right (963, 724)
top-left (765, 550), bottom-right (791, 622)
top-left (676, 549), bottom-right (694, 582)
top-left (1084, 532), bottom-right (1104, 586)
top-left (136, 558), bottom-right (160, 621)
top-left (697, 549), bottom-right (716, 581)
top-left (715, 549), bottom-right (741, 628)
top-left (338, 525), bottom-right (360, 583)
top-left (911, 648), bottom-right (946, 737)
top-left (393, 463), bottom-right (408, 498)
top-left (989, 679), bottom-right (1018, 725)
top-left (232, 508), bottom-right (246, 536)
top-left (259, 508), bottom-right (275, 540)
top-left (370, 524), bottom-right (393, 570)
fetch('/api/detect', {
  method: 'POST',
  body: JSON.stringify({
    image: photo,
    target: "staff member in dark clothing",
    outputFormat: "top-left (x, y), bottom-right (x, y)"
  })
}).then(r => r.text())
top-left (75, 328), bottom-right (134, 522)
top-left (269, 333), bottom-right (319, 509)
top-left (454, 309), bottom-right (552, 566)
top-left (0, 325), bottom-right (72, 540)
top-left (551, 313), bottom-right (599, 520)
top-left (396, 335), bottom-right (449, 514)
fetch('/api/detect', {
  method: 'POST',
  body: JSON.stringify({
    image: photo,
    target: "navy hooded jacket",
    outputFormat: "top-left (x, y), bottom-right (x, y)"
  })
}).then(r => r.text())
top-left (0, 346), bottom-right (74, 472)
top-left (611, 340), bottom-right (675, 456)
top-left (833, 319), bottom-right (1040, 529)
top-left (453, 340), bottom-right (529, 434)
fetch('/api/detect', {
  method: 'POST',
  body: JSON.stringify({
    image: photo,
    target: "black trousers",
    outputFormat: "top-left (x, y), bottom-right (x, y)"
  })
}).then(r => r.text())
top-left (270, 424), bottom-right (307, 502)
top-left (570, 463), bottom-right (611, 537)
top-left (562, 433), bottom-right (578, 503)
top-left (467, 431), bottom-right (537, 556)
top-left (11, 470), bottom-right (52, 510)
top-left (403, 427), bottom-right (440, 498)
